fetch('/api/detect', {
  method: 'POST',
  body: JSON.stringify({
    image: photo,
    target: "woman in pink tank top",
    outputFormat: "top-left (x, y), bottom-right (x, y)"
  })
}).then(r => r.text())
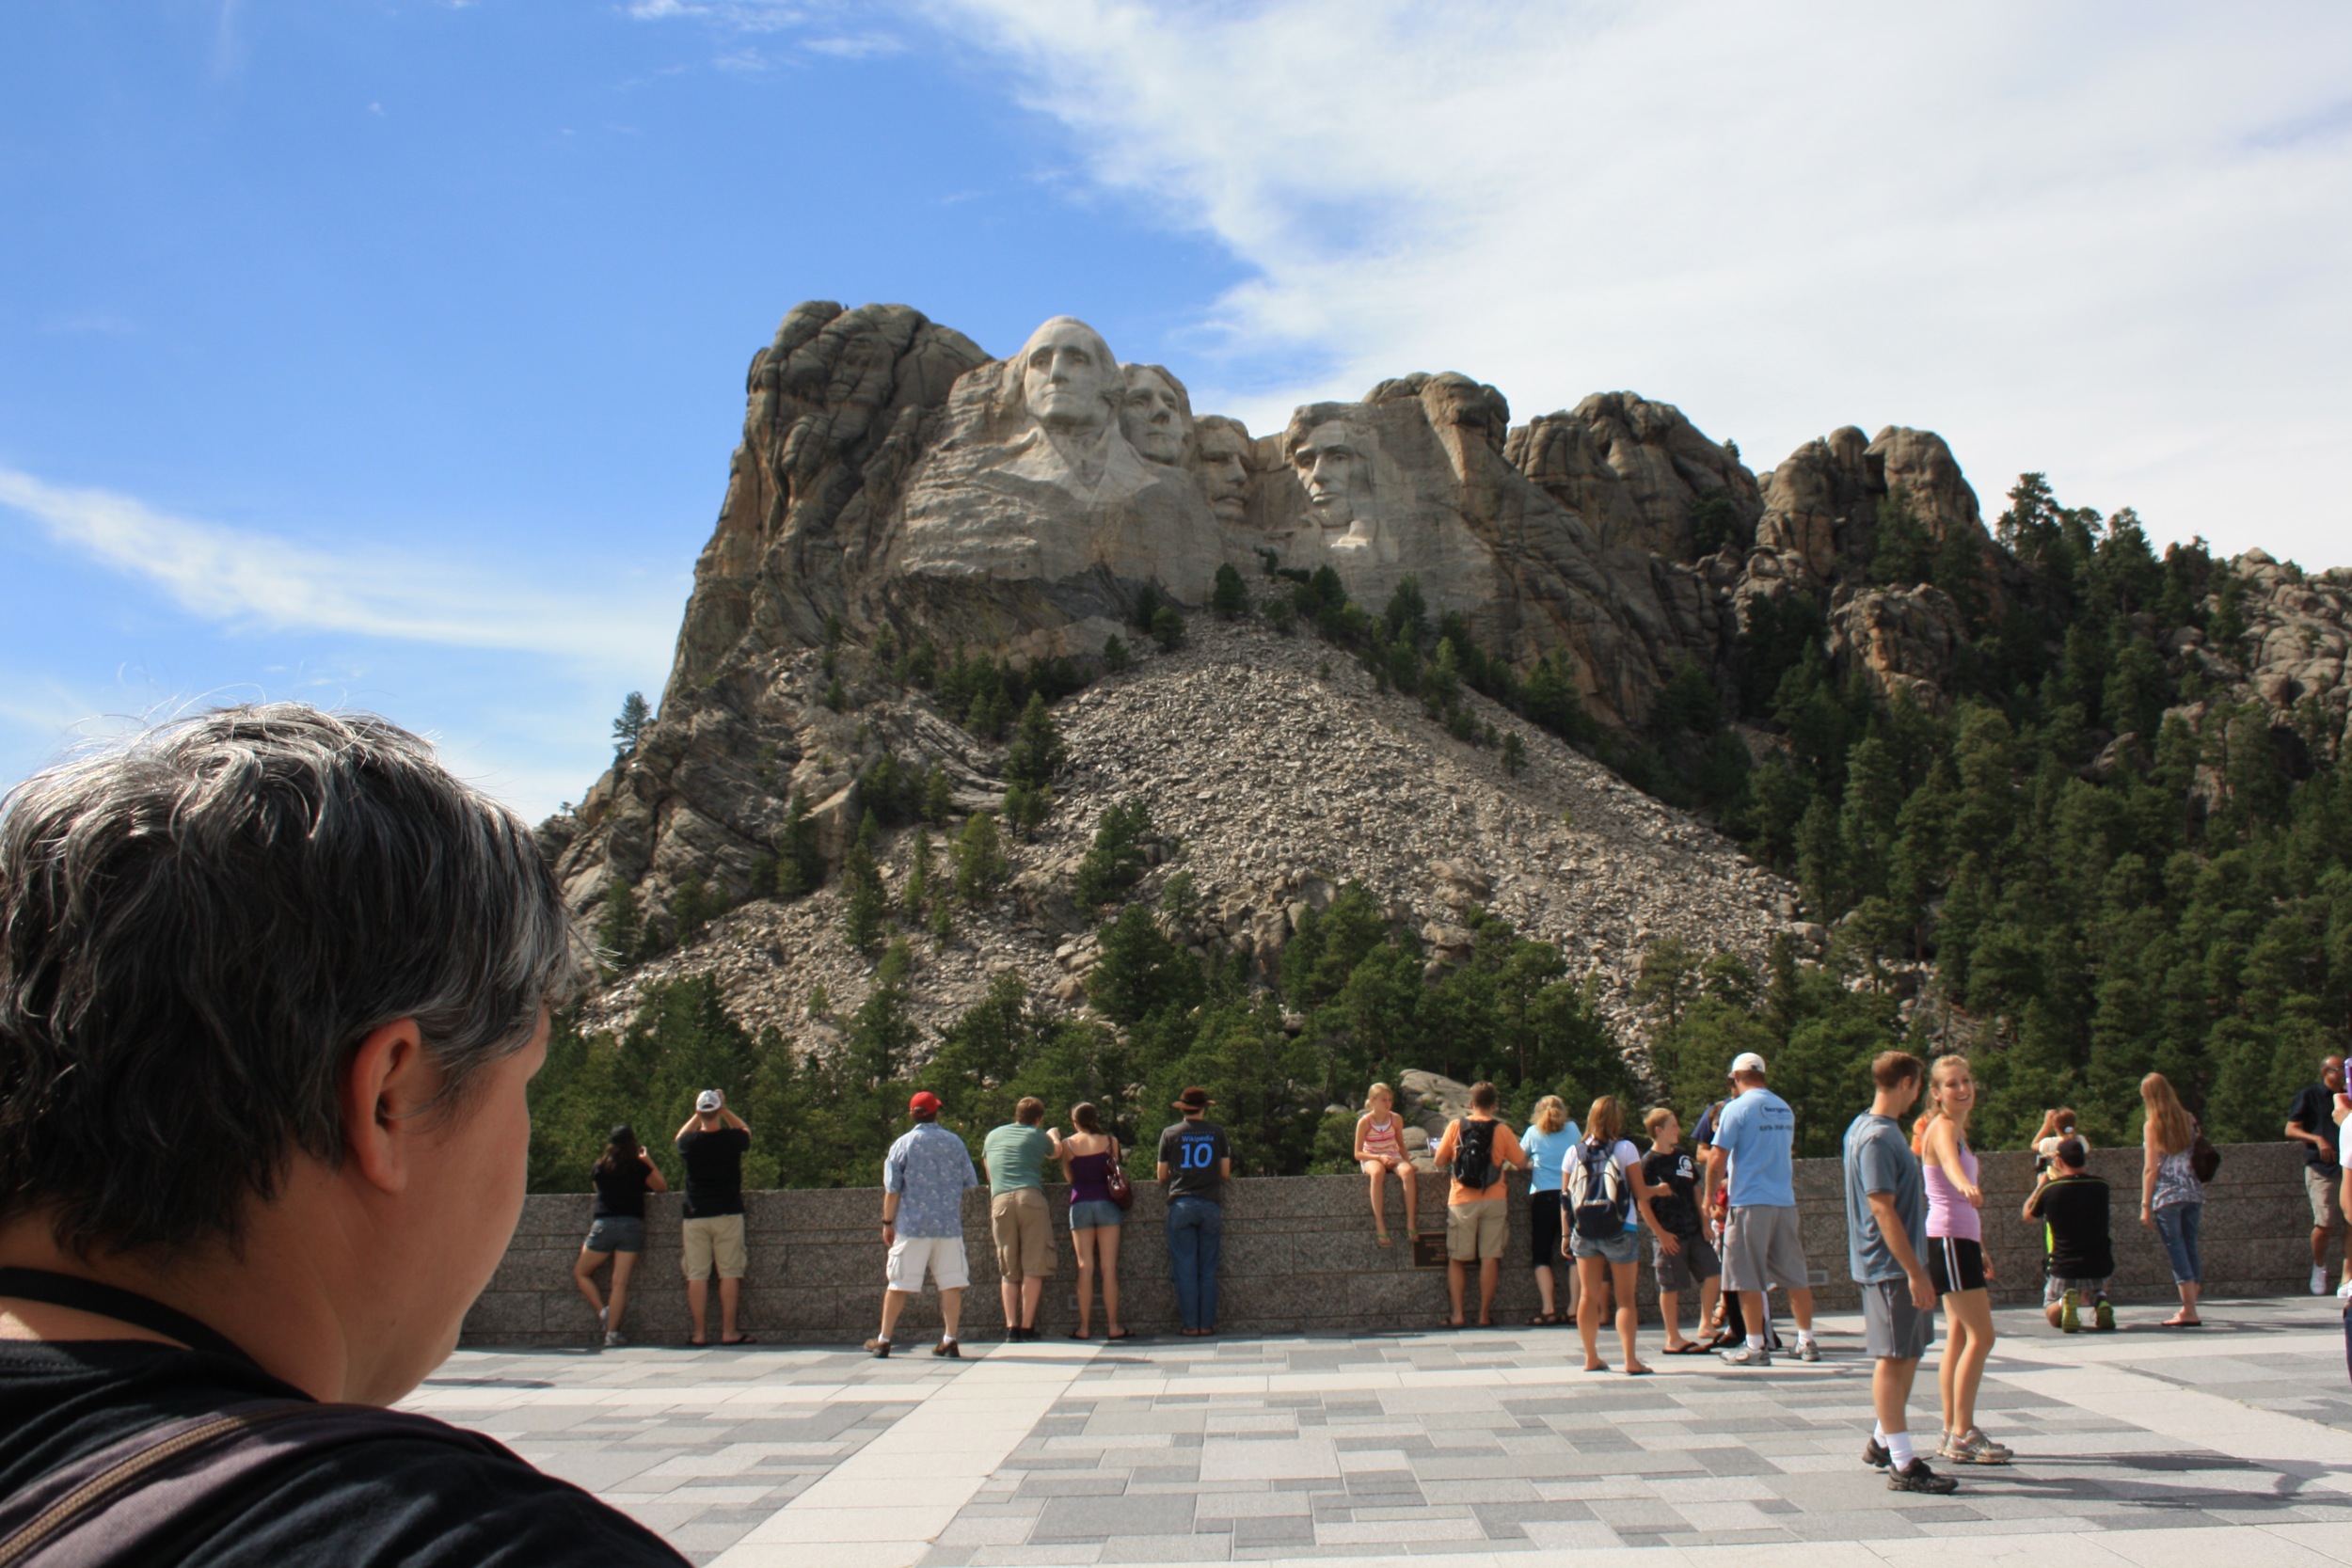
top-left (1354, 1084), bottom-right (1417, 1247)
top-left (1917, 1054), bottom-right (2008, 1466)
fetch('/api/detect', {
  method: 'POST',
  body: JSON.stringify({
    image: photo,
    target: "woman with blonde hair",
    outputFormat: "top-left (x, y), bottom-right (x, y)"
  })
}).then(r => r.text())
top-left (1354, 1082), bottom-right (1417, 1246)
top-left (2139, 1072), bottom-right (2205, 1326)
top-left (1521, 1093), bottom-right (1582, 1325)
top-left (1916, 1055), bottom-right (2007, 1465)
top-left (1564, 1095), bottom-right (1676, 1374)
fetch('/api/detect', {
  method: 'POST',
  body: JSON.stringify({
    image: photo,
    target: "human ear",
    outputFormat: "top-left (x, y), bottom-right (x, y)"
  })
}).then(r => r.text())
top-left (341, 1018), bottom-right (430, 1196)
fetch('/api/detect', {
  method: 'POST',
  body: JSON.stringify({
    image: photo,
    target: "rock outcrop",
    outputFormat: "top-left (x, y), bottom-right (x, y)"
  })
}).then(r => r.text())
top-left (1504, 392), bottom-right (1761, 562)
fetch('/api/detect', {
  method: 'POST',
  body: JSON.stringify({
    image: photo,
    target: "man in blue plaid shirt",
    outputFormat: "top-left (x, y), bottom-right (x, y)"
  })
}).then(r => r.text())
top-left (866, 1090), bottom-right (979, 1358)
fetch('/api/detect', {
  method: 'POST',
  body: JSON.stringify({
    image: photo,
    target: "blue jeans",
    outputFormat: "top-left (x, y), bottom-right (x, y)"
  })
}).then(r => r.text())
top-left (2153, 1202), bottom-right (2202, 1285)
top-left (1167, 1196), bottom-right (1223, 1331)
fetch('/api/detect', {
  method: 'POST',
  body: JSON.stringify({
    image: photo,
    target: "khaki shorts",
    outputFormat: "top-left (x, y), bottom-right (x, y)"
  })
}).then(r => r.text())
top-left (887, 1234), bottom-right (971, 1293)
top-left (1721, 1204), bottom-right (1809, 1293)
top-left (1446, 1198), bottom-right (1508, 1261)
top-left (2309, 1166), bottom-right (2344, 1230)
top-left (991, 1188), bottom-right (1056, 1281)
top-left (681, 1213), bottom-right (748, 1280)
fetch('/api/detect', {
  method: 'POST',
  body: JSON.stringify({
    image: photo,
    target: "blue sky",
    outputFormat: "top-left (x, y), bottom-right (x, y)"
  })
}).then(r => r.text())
top-left (4, 2), bottom-right (2347, 816)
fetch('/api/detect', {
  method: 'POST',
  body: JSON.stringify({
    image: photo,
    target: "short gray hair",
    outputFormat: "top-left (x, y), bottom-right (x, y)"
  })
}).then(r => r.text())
top-left (0, 704), bottom-right (588, 1255)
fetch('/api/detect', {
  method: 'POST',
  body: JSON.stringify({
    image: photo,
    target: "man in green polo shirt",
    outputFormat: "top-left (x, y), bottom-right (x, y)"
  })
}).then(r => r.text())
top-left (982, 1097), bottom-right (1062, 1341)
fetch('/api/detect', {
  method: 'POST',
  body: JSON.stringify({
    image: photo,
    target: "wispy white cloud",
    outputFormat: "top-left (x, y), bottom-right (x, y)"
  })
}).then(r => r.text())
top-left (905, 0), bottom-right (2352, 563)
top-left (0, 467), bottom-right (681, 673)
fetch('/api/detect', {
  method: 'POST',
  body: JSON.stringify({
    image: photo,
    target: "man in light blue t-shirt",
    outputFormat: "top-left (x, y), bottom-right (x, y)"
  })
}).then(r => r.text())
top-left (1704, 1052), bottom-right (1817, 1366)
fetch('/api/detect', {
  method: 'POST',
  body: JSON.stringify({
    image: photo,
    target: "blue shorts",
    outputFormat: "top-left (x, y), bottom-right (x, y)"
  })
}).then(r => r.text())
top-left (585, 1215), bottom-right (644, 1255)
top-left (1070, 1199), bottom-right (1124, 1230)
top-left (1569, 1227), bottom-right (1641, 1265)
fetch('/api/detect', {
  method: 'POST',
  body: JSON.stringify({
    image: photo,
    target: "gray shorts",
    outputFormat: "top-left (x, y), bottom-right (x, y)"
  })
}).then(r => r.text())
top-left (1654, 1231), bottom-right (1721, 1292)
top-left (1862, 1278), bottom-right (1934, 1360)
top-left (1721, 1204), bottom-right (1809, 1292)
top-left (1569, 1227), bottom-right (1641, 1265)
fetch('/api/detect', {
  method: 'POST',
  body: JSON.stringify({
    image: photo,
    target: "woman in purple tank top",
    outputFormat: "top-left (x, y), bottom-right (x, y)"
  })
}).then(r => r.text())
top-left (1057, 1101), bottom-right (1131, 1341)
top-left (1916, 1054), bottom-right (2008, 1465)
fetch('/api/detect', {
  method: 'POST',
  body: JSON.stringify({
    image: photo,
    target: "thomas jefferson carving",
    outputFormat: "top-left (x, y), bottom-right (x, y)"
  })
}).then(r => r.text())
top-left (1120, 363), bottom-right (1193, 467)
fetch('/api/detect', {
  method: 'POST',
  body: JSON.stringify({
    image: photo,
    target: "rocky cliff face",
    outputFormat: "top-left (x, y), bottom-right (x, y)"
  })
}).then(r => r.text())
top-left (542, 299), bottom-right (2350, 1042)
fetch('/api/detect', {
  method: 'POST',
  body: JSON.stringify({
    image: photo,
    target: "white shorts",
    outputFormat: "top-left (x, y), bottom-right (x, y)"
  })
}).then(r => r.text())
top-left (886, 1234), bottom-right (970, 1292)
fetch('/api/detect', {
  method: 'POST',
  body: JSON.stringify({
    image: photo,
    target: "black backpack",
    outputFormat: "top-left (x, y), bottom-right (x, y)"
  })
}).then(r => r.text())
top-left (1450, 1117), bottom-right (1498, 1189)
top-left (1565, 1140), bottom-right (1630, 1241)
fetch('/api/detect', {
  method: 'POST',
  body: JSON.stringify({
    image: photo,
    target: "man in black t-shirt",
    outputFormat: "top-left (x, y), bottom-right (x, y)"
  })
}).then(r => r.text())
top-left (2286, 1055), bottom-right (2348, 1294)
top-left (1156, 1088), bottom-right (1232, 1336)
top-left (675, 1091), bottom-right (754, 1347)
top-left (2023, 1138), bottom-right (2115, 1332)
top-left (0, 705), bottom-right (685, 1564)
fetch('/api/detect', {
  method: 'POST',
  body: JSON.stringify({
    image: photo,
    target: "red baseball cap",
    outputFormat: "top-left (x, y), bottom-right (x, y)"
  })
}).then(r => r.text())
top-left (908, 1091), bottom-right (943, 1117)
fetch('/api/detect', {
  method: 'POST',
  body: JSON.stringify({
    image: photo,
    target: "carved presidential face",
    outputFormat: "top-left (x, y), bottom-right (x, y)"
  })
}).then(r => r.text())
top-left (1292, 420), bottom-right (1370, 525)
top-left (1120, 367), bottom-right (1188, 465)
top-left (1019, 318), bottom-right (1119, 433)
top-left (1193, 422), bottom-right (1250, 525)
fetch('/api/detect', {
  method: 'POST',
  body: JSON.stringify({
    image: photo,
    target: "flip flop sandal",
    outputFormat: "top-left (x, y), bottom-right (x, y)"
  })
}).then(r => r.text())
top-left (1376, 1232), bottom-right (1393, 1247)
top-left (1665, 1342), bottom-right (1713, 1355)
top-left (1527, 1312), bottom-right (1561, 1326)
top-left (1103, 1329), bottom-right (1135, 1341)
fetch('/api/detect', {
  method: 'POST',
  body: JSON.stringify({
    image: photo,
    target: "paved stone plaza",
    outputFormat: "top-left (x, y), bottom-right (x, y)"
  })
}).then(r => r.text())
top-left (404, 1298), bottom-right (2352, 1567)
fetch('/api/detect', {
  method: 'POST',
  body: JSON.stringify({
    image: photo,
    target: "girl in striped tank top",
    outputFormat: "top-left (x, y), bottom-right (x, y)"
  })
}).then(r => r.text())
top-left (1356, 1083), bottom-right (1418, 1246)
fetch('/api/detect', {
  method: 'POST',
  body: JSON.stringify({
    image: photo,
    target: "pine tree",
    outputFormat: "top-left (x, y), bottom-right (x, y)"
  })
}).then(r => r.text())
top-left (612, 691), bottom-right (651, 758)
top-left (596, 880), bottom-right (643, 968)
top-left (1074, 800), bottom-right (1153, 907)
top-left (1500, 731), bottom-right (1526, 776)
top-left (903, 827), bottom-right (933, 922)
top-left (1212, 562), bottom-right (1248, 621)
top-left (954, 811), bottom-right (1008, 902)
top-left (1151, 605), bottom-right (1186, 653)
top-left (1004, 693), bottom-right (1066, 790)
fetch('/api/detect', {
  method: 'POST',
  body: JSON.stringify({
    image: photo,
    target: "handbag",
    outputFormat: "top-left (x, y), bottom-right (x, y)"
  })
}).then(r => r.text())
top-left (1104, 1138), bottom-right (1135, 1210)
top-left (2189, 1121), bottom-right (2222, 1184)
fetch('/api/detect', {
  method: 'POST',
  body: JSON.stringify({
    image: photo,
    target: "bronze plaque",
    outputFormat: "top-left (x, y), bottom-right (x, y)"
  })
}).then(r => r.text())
top-left (1411, 1230), bottom-right (1449, 1270)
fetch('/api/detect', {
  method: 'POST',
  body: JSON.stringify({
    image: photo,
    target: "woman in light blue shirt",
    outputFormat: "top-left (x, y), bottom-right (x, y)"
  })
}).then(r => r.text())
top-left (1521, 1095), bottom-right (1583, 1325)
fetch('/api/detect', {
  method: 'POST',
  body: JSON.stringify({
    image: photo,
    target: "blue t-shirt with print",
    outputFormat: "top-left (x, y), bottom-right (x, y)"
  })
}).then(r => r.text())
top-left (1713, 1087), bottom-right (1796, 1209)
top-left (883, 1121), bottom-right (978, 1238)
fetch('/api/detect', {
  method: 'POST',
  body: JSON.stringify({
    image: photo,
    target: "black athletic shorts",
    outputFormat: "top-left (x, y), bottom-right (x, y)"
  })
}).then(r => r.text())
top-left (1928, 1235), bottom-right (1987, 1295)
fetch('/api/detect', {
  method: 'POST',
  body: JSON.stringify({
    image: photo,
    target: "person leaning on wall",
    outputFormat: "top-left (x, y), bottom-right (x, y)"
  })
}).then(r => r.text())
top-left (0, 704), bottom-right (689, 1563)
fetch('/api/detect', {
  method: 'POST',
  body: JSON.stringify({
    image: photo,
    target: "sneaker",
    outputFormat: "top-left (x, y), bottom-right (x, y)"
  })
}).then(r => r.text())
top-left (1794, 1338), bottom-right (1820, 1363)
top-left (1863, 1435), bottom-right (1891, 1469)
top-left (933, 1338), bottom-right (961, 1358)
top-left (2316, 1265), bottom-right (2331, 1296)
top-left (865, 1338), bottom-right (891, 1358)
top-left (603, 1330), bottom-right (626, 1348)
top-left (1719, 1342), bottom-right (1772, 1368)
top-left (2059, 1289), bottom-right (2081, 1334)
top-left (1888, 1459), bottom-right (1960, 1494)
top-left (2093, 1297), bottom-right (2116, 1332)
top-left (1946, 1428), bottom-right (2011, 1465)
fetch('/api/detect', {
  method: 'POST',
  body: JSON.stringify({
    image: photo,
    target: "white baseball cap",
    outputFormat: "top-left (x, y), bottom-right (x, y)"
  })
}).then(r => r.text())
top-left (1728, 1053), bottom-right (1768, 1076)
top-left (695, 1089), bottom-right (723, 1113)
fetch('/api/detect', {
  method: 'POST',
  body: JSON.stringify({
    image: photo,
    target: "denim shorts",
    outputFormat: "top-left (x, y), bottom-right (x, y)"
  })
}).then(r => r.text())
top-left (1070, 1199), bottom-right (1124, 1230)
top-left (1569, 1227), bottom-right (1641, 1265)
top-left (584, 1215), bottom-right (644, 1255)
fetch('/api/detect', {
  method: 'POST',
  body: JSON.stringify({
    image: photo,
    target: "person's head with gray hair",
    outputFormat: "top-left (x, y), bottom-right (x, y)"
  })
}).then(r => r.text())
top-left (0, 703), bottom-right (586, 1405)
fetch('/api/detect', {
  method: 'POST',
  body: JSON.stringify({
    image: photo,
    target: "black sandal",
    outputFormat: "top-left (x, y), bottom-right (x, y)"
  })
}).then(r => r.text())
top-left (1527, 1312), bottom-right (1562, 1326)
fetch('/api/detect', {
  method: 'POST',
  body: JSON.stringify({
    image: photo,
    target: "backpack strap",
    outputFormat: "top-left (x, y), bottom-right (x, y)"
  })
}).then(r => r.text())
top-left (0, 1400), bottom-right (508, 1568)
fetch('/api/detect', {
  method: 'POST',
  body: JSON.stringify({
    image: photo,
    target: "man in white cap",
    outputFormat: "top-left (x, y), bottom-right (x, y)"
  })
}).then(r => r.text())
top-left (1705, 1052), bottom-right (1818, 1364)
top-left (675, 1089), bottom-right (753, 1346)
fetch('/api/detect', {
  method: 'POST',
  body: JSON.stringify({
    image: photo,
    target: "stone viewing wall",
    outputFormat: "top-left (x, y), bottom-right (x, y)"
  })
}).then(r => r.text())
top-left (465, 1140), bottom-right (2311, 1346)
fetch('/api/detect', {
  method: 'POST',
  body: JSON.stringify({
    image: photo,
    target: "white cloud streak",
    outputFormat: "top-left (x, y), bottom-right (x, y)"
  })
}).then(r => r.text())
top-left (0, 467), bottom-right (681, 673)
top-left (910, 0), bottom-right (2352, 562)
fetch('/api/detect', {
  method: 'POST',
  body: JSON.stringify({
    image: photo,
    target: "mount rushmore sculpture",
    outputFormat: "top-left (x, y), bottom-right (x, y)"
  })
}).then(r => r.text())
top-left (671, 300), bottom-right (1998, 733)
